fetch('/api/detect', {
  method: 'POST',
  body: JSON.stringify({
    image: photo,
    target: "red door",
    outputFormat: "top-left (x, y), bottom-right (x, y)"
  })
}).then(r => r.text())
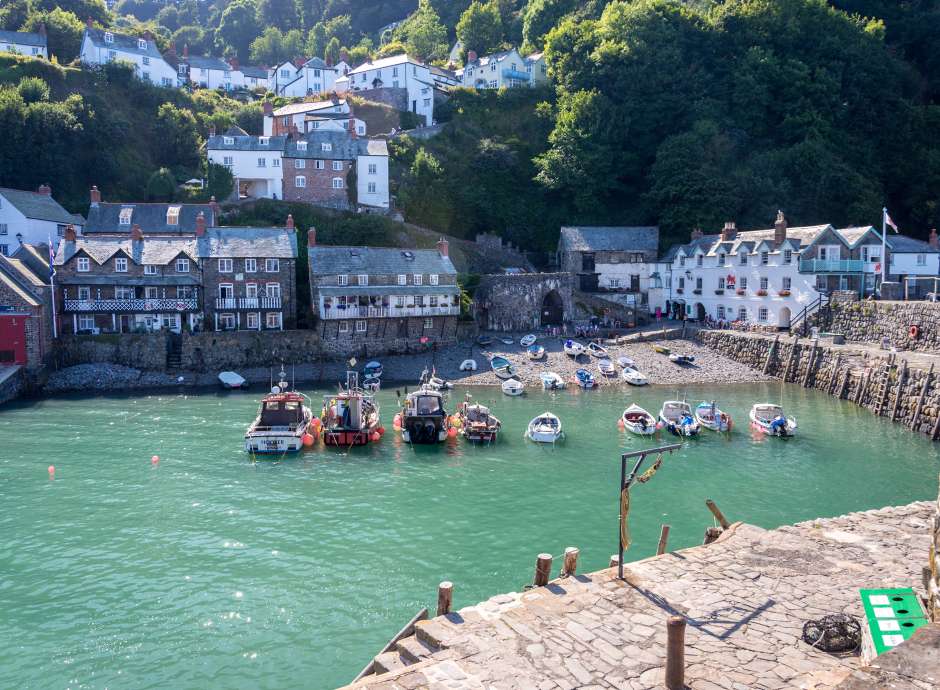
top-left (0, 314), bottom-right (28, 365)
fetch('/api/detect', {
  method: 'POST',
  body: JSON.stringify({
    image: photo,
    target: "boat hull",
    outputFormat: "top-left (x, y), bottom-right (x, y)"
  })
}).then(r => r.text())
top-left (322, 429), bottom-right (375, 446)
top-left (402, 417), bottom-right (448, 444)
top-left (245, 432), bottom-right (306, 454)
top-left (658, 415), bottom-right (700, 437)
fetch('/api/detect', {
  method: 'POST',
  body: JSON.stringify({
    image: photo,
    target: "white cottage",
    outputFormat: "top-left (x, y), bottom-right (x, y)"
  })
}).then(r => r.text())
top-left (0, 186), bottom-right (84, 256)
top-left (79, 24), bottom-right (178, 87)
top-left (0, 27), bottom-right (47, 58)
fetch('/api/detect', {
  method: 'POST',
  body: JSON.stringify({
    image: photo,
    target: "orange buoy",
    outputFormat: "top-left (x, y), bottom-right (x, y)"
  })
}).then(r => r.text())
top-left (151, 455), bottom-right (160, 465)
top-left (302, 433), bottom-right (315, 447)
top-left (617, 419), bottom-right (625, 430)
top-left (48, 465), bottom-right (55, 478)
top-left (447, 427), bottom-right (458, 438)
top-left (910, 324), bottom-right (920, 339)
top-left (370, 431), bottom-right (381, 442)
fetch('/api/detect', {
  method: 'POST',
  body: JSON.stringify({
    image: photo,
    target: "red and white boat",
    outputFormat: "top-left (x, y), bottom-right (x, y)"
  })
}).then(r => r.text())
top-left (320, 372), bottom-right (382, 446)
top-left (244, 371), bottom-right (315, 455)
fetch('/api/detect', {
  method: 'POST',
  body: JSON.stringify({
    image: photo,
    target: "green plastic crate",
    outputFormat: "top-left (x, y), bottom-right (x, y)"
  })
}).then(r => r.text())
top-left (860, 588), bottom-right (930, 656)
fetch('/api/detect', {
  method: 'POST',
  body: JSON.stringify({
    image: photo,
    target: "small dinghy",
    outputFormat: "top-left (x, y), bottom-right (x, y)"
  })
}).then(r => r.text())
top-left (621, 367), bottom-right (649, 386)
top-left (621, 404), bottom-right (657, 436)
top-left (363, 361), bottom-right (383, 379)
top-left (587, 342), bottom-right (609, 358)
top-left (363, 376), bottom-right (381, 392)
top-left (459, 359), bottom-right (478, 371)
top-left (616, 356), bottom-right (635, 369)
top-left (525, 412), bottom-right (564, 443)
top-left (501, 378), bottom-right (525, 396)
top-left (527, 344), bottom-right (545, 360)
top-left (477, 335), bottom-right (493, 346)
top-left (575, 368), bottom-right (596, 389)
top-left (669, 353), bottom-right (695, 366)
top-left (219, 371), bottom-right (246, 389)
top-left (520, 334), bottom-right (537, 347)
top-left (540, 372), bottom-right (566, 390)
top-left (490, 356), bottom-right (516, 380)
top-left (564, 339), bottom-right (586, 357)
top-left (598, 359), bottom-right (616, 377)
top-left (500, 337), bottom-right (514, 345)
top-left (749, 403), bottom-right (797, 437)
top-left (652, 345), bottom-right (671, 355)
top-left (695, 401), bottom-right (732, 432)
top-left (658, 400), bottom-right (700, 437)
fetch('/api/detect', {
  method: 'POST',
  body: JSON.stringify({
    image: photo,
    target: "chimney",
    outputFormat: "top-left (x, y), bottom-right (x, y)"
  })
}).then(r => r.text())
top-left (307, 227), bottom-right (317, 248)
top-left (142, 30), bottom-right (154, 42)
top-left (721, 221), bottom-right (736, 242)
top-left (195, 212), bottom-right (206, 237)
top-left (38, 23), bottom-right (47, 38)
top-left (131, 224), bottom-right (143, 242)
top-left (37, 183), bottom-right (51, 196)
top-left (437, 237), bottom-right (449, 258)
top-left (183, 43), bottom-right (189, 59)
top-left (930, 229), bottom-right (938, 250)
top-left (89, 185), bottom-right (101, 206)
top-left (348, 118), bottom-right (357, 138)
top-left (340, 49), bottom-right (350, 63)
top-left (690, 227), bottom-right (704, 241)
top-left (228, 56), bottom-right (239, 71)
top-left (208, 124), bottom-right (216, 137)
top-left (86, 17), bottom-right (93, 29)
top-left (209, 195), bottom-right (220, 220)
top-left (286, 214), bottom-right (294, 230)
top-left (63, 224), bottom-right (76, 242)
top-left (774, 210), bottom-right (787, 245)
top-left (263, 101), bottom-right (273, 116)
top-left (467, 50), bottom-right (478, 63)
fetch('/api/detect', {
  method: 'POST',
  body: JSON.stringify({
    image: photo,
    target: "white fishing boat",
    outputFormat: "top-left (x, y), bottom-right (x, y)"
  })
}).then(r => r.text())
top-left (244, 372), bottom-right (314, 454)
top-left (219, 371), bottom-right (246, 389)
top-left (527, 344), bottom-right (545, 360)
top-left (658, 400), bottom-right (700, 437)
top-left (621, 367), bottom-right (649, 386)
top-left (564, 339), bottom-right (586, 357)
top-left (525, 412), bottom-right (565, 443)
top-left (500, 337), bottom-right (514, 345)
top-left (520, 334), bottom-right (537, 347)
top-left (459, 359), bottom-right (478, 371)
top-left (749, 403), bottom-right (797, 437)
top-left (363, 361), bottom-right (383, 379)
top-left (587, 341), bottom-right (609, 358)
top-left (540, 372), bottom-right (566, 390)
top-left (362, 376), bottom-right (381, 392)
top-left (598, 359), bottom-right (616, 377)
top-left (616, 356), bottom-right (635, 369)
top-left (399, 387), bottom-right (450, 444)
top-left (695, 401), bottom-right (732, 432)
top-left (621, 404), bottom-right (657, 436)
top-left (501, 378), bottom-right (525, 396)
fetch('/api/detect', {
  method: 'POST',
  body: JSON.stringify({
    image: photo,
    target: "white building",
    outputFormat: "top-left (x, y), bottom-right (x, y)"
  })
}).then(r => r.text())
top-left (0, 28), bottom-right (47, 58)
top-left (263, 99), bottom-right (364, 137)
top-left (886, 232), bottom-right (940, 298)
top-left (206, 128), bottom-right (286, 200)
top-left (459, 48), bottom-right (546, 89)
top-left (79, 25), bottom-right (178, 87)
top-left (357, 139), bottom-right (391, 211)
top-left (525, 52), bottom-right (548, 86)
top-left (0, 186), bottom-right (84, 256)
top-left (343, 54), bottom-right (435, 126)
top-left (239, 64), bottom-right (269, 91)
top-left (276, 57), bottom-right (340, 98)
top-left (176, 51), bottom-right (241, 91)
top-left (557, 226), bottom-right (660, 297)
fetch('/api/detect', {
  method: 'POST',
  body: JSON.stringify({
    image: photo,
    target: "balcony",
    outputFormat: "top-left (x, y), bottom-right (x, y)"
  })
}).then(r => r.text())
top-left (502, 69), bottom-right (530, 82)
top-left (799, 259), bottom-right (864, 273)
top-left (63, 297), bottom-right (198, 313)
top-left (215, 297), bottom-right (282, 309)
top-left (320, 305), bottom-right (460, 320)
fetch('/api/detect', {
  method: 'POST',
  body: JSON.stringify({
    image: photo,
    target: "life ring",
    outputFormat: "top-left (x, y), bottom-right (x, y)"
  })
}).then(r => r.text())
top-left (910, 325), bottom-right (920, 339)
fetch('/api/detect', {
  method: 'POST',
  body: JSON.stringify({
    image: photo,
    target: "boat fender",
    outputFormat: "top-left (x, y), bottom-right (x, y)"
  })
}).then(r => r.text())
top-left (910, 324), bottom-right (920, 339)
top-left (302, 433), bottom-right (315, 447)
top-left (370, 431), bottom-right (381, 442)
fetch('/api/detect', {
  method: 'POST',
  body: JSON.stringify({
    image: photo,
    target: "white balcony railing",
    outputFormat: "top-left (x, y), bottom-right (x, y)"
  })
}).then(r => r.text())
top-left (215, 297), bottom-right (282, 309)
top-left (63, 298), bottom-right (198, 313)
top-left (319, 305), bottom-right (460, 320)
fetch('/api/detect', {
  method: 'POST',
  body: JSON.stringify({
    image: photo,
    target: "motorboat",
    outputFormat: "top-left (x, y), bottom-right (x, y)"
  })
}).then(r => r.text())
top-left (244, 372), bottom-right (315, 454)
top-left (219, 371), bottom-right (246, 389)
top-left (363, 361), bottom-right (383, 379)
top-left (525, 412), bottom-right (565, 443)
top-left (500, 337), bottom-right (514, 345)
top-left (363, 376), bottom-right (381, 392)
top-left (420, 367), bottom-right (453, 391)
top-left (749, 403), bottom-right (797, 437)
top-left (564, 339), bottom-right (586, 357)
top-left (459, 359), bottom-right (478, 371)
top-left (669, 353), bottom-right (695, 366)
top-left (540, 372), bottom-right (566, 390)
top-left (695, 401), bottom-right (732, 432)
top-left (621, 367), bottom-right (649, 386)
top-left (527, 344), bottom-right (545, 360)
top-left (616, 356), bottom-right (635, 369)
top-left (399, 387), bottom-right (450, 444)
top-left (477, 335), bottom-right (493, 346)
top-left (520, 334), bottom-right (537, 347)
top-left (490, 356), bottom-right (516, 380)
top-left (598, 359), bottom-right (616, 377)
top-left (587, 342), bottom-right (609, 358)
top-left (501, 378), bottom-right (525, 396)
top-left (621, 404), bottom-right (657, 436)
top-left (321, 372), bottom-right (382, 446)
top-left (456, 398), bottom-right (501, 443)
top-left (575, 368), bottom-right (596, 389)
top-left (658, 400), bottom-right (700, 437)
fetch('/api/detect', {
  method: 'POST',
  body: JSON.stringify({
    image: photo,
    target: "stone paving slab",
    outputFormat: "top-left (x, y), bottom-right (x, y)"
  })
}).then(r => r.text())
top-left (341, 502), bottom-right (932, 689)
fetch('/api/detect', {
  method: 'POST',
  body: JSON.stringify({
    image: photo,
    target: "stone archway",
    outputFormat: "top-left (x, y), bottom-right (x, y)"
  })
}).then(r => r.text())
top-left (778, 306), bottom-right (791, 329)
top-left (695, 303), bottom-right (706, 321)
top-left (541, 290), bottom-right (564, 326)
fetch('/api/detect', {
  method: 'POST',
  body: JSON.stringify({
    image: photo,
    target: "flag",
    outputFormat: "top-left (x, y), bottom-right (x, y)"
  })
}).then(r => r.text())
top-left (884, 208), bottom-right (899, 233)
top-left (47, 235), bottom-right (56, 279)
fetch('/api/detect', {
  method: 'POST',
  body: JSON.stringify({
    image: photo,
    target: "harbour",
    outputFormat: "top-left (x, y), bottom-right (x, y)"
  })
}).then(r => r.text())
top-left (2, 382), bottom-right (939, 688)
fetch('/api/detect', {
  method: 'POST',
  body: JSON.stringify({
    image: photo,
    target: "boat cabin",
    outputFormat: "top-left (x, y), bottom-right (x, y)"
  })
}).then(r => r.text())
top-left (257, 394), bottom-right (306, 429)
top-left (411, 392), bottom-right (443, 416)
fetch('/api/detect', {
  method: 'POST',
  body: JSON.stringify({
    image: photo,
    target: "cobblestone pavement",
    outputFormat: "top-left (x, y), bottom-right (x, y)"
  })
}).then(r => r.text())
top-left (342, 502), bottom-right (932, 690)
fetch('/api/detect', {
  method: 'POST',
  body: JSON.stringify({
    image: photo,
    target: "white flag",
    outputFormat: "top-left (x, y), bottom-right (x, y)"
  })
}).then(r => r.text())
top-left (884, 208), bottom-right (899, 233)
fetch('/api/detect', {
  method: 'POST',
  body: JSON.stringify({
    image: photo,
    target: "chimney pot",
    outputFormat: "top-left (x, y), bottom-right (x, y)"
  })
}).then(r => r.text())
top-left (930, 229), bottom-right (938, 250)
top-left (348, 118), bottom-right (357, 138)
top-left (183, 43), bottom-right (189, 58)
top-left (774, 210), bottom-right (787, 245)
top-left (37, 184), bottom-right (51, 196)
top-left (64, 224), bottom-right (76, 242)
top-left (721, 220), bottom-right (736, 242)
top-left (691, 227), bottom-right (703, 241)
top-left (86, 16), bottom-right (93, 28)
top-left (89, 185), bottom-right (101, 206)
top-left (437, 237), bottom-right (449, 258)
top-left (307, 227), bottom-right (317, 248)
top-left (263, 101), bottom-right (273, 116)
top-left (286, 214), bottom-right (294, 230)
top-left (208, 124), bottom-right (216, 137)
top-left (467, 50), bottom-right (478, 63)
top-left (38, 23), bottom-right (47, 38)
top-left (131, 224), bottom-right (143, 242)
top-left (195, 211), bottom-right (206, 236)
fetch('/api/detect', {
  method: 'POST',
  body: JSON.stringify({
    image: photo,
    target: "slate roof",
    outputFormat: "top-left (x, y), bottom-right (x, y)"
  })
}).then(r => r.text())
top-left (12, 243), bottom-right (51, 282)
top-left (348, 54), bottom-right (424, 75)
top-left (199, 228), bottom-right (297, 258)
top-left (465, 50), bottom-right (517, 68)
top-left (0, 188), bottom-right (82, 225)
top-left (317, 285), bottom-right (458, 296)
top-left (83, 28), bottom-right (163, 59)
top-left (55, 236), bottom-right (200, 266)
top-left (283, 131), bottom-right (378, 160)
top-left (0, 29), bottom-right (47, 48)
top-left (309, 246), bottom-right (456, 276)
top-left (84, 203), bottom-right (217, 234)
top-left (206, 134), bottom-right (287, 151)
top-left (887, 234), bottom-right (940, 254)
top-left (184, 54), bottom-right (230, 71)
top-left (272, 99), bottom-right (345, 117)
top-left (0, 263), bottom-right (40, 307)
top-left (223, 125), bottom-right (248, 136)
top-left (241, 65), bottom-right (268, 79)
top-left (526, 52), bottom-right (544, 63)
top-left (558, 226), bottom-right (660, 254)
top-left (302, 57), bottom-right (334, 71)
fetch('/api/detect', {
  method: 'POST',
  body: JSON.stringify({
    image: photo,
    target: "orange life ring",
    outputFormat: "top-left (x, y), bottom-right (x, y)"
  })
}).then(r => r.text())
top-left (910, 325), bottom-right (920, 339)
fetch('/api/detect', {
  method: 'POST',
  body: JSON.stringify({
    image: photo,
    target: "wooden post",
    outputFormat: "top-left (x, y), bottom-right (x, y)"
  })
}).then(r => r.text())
top-left (437, 581), bottom-right (453, 617)
top-left (609, 555), bottom-right (620, 568)
top-left (762, 335), bottom-right (779, 375)
top-left (801, 338), bottom-right (818, 387)
top-left (783, 339), bottom-right (799, 382)
top-left (562, 547), bottom-right (579, 576)
top-left (838, 366), bottom-right (851, 400)
top-left (828, 354), bottom-right (841, 394)
top-left (911, 363), bottom-right (933, 431)
top-left (657, 525), bottom-right (671, 555)
top-left (705, 499), bottom-right (731, 529)
top-left (890, 360), bottom-right (908, 421)
top-left (703, 527), bottom-right (722, 544)
top-left (877, 355), bottom-right (895, 415)
top-left (534, 553), bottom-right (553, 587)
top-left (665, 616), bottom-right (686, 690)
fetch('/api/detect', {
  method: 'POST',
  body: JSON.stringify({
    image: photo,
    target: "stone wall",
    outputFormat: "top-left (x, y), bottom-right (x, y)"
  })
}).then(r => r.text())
top-left (813, 301), bottom-right (940, 352)
top-left (930, 478), bottom-right (940, 622)
top-left (55, 333), bottom-right (168, 370)
top-left (181, 329), bottom-right (322, 369)
top-left (0, 366), bottom-right (24, 405)
top-left (314, 316), bottom-right (459, 357)
top-left (474, 273), bottom-right (574, 332)
top-left (350, 87), bottom-right (408, 112)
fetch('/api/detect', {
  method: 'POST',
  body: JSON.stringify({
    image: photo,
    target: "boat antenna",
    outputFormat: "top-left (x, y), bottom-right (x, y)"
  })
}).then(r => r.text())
top-left (292, 363), bottom-right (296, 390)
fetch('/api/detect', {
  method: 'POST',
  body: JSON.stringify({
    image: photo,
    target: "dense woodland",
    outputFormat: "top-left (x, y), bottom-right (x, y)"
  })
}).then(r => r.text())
top-left (0, 0), bottom-right (939, 253)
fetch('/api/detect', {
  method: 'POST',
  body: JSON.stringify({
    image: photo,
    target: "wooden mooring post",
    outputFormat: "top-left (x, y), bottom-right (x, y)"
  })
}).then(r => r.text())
top-left (657, 525), bottom-right (671, 555)
top-left (706, 499), bottom-right (731, 529)
top-left (782, 338), bottom-right (799, 382)
top-left (562, 547), bottom-right (580, 576)
top-left (534, 553), bottom-right (553, 587)
top-left (665, 616), bottom-right (686, 690)
top-left (890, 360), bottom-right (908, 422)
top-left (437, 581), bottom-right (453, 617)
top-left (762, 335), bottom-right (779, 375)
top-left (801, 338), bottom-right (819, 387)
top-left (911, 363), bottom-right (934, 431)
top-left (837, 361), bottom-right (852, 399)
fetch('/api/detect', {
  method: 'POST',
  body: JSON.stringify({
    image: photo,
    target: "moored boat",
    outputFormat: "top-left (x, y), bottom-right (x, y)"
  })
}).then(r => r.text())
top-left (520, 334), bottom-right (537, 347)
top-left (658, 400), bottom-right (700, 437)
top-left (219, 371), bottom-right (246, 389)
top-left (620, 404), bottom-right (657, 436)
top-left (598, 359), bottom-right (616, 377)
top-left (500, 337), bottom-right (514, 345)
top-left (321, 372), bottom-right (382, 446)
top-left (564, 339), bottom-right (586, 357)
top-left (749, 403), bottom-right (797, 437)
top-left (587, 341), bottom-right (609, 358)
top-left (459, 359), bottom-right (478, 371)
top-left (456, 398), bottom-right (501, 443)
top-left (540, 372), bottom-right (566, 390)
top-left (399, 387), bottom-right (450, 444)
top-left (669, 353), bottom-right (695, 366)
top-left (477, 335), bottom-right (493, 347)
top-left (420, 367), bottom-right (453, 391)
top-left (363, 361), bottom-right (383, 379)
top-left (501, 378), bottom-right (525, 396)
top-left (490, 355), bottom-right (516, 380)
top-left (527, 344), bottom-right (545, 360)
top-left (652, 345), bottom-right (671, 355)
top-left (525, 412), bottom-right (565, 443)
top-left (616, 356), bottom-right (635, 369)
top-left (575, 368), bottom-right (596, 389)
top-left (244, 372), bottom-right (315, 454)
top-left (695, 401), bottom-right (732, 432)
top-left (621, 367), bottom-right (649, 386)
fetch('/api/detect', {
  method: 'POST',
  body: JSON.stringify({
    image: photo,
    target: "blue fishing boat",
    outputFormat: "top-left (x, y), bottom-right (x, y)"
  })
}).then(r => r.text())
top-left (490, 355), bottom-right (516, 380)
top-left (575, 368), bottom-right (596, 389)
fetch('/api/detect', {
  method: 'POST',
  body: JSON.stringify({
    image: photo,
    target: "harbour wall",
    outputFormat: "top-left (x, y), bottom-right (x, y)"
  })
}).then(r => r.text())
top-left (698, 330), bottom-right (940, 439)
top-left (812, 300), bottom-right (940, 352)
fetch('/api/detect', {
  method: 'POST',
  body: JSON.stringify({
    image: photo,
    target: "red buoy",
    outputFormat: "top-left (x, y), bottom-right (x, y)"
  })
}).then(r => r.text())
top-left (302, 433), bottom-right (315, 447)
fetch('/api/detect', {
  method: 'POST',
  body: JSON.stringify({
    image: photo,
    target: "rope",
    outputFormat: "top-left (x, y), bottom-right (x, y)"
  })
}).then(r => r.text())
top-left (636, 453), bottom-right (663, 483)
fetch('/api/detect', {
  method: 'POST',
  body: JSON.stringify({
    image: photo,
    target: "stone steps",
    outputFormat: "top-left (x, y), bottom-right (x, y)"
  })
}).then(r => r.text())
top-left (368, 628), bottom-right (444, 679)
top-left (395, 634), bottom-right (438, 663)
top-left (372, 651), bottom-right (406, 675)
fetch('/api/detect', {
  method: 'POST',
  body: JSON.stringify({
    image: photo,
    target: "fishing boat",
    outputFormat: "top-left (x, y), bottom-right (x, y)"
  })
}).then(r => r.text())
top-left (652, 345), bottom-right (671, 355)
top-left (621, 367), bottom-right (649, 386)
top-left (490, 355), bottom-right (516, 380)
top-left (321, 372), bottom-right (382, 446)
top-left (501, 378), bottom-right (525, 396)
top-left (363, 376), bottom-right (381, 392)
top-left (525, 412), bottom-right (565, 443)
top-left (459, 359), bottom-right (478, 371)
top-left (520, 334), bottom-right (537, 347)
top-left (399, 387), bottom-right (450, 444)
top-left (620, 404), bottom-right (657, 436)
top-left (616, 356), bottom-right (635, 369)
top-left (527, 344), bottom-right (545, 360)
top-left (363, 361), bottom-right (383, 379)
top-left (669, 353), bottom-right (695, 366)
top-left (500, 337), bottom-right (514, 345)
top-left (575, 368), bottom-right (596, 389)
top-left (540, 372), bottom-right (566, 390)
top-left (598, 359), bottom-right (616, 377)
top-left (587, 342), bottom-right (609, 358)
top-left (564, 339), bottom-right (586, 357)
top-left (477, 335), bottom-right (493, 347)
top-left (219, 371), bottom-right (246, 389)
top-left (695, 401), bottom-right (732, 432)
top-left (420, 367), bottom-right (453, 391)
top-left (456, 398), bottom-right (501, 443)
top-left (244, 372), bottom-right (315, 454)
top-left (658, 400), bottom-right (700, 437)
top-left (749, 403), bottom-right (797, 437)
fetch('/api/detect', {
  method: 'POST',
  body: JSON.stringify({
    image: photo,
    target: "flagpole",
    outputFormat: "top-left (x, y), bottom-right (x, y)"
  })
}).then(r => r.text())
top-left (48, 235), bottom-right (58, 339)
top-left (881, 207), bottom-right (887, 287)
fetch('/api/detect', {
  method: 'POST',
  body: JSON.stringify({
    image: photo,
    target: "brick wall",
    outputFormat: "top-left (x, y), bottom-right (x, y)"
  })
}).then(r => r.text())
top-left (0, 282), bottom-right (48, 369)
top-left (282, 157), bottom-right (351, 209)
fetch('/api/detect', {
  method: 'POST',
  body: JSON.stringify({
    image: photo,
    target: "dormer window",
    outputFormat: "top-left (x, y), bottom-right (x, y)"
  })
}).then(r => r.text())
top-left (223, 136), bottom-right (234, 145)
top-left (679, 256), bottom-right (685, 267)
top-left (297, 141), bottom-right (308, 151)
top-left (119, 207), bottom-right (133, 225)
top-left (321, 143), bottom-right (332, 152)
top-left (259, 136), bottom-right (269, 145)
top-left (718, 253), bottom-right (726, 265)
top-left (178, 64), bottom-right (187, 76)
top-left (138, 39), bottom-right (147, 50)
top-left (696, 254), bottom-right (703, 266)
top-left (166, 206), bottom-right (181, 226)
top-left (104, 32), bottom-right (114, 44)
top-left (783, 249), bottom-right (792, 265)
top-left (739, 253), bottom-right (747, 265)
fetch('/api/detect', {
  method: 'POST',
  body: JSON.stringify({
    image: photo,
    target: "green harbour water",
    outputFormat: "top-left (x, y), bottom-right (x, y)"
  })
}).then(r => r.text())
top-left (2, 381), bottom-right (939, 689)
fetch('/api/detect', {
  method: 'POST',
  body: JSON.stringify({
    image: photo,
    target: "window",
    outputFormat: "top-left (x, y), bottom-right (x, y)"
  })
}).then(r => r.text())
top-left (338, 274), bottom-right (348, 286)
top-left (295, 159), bottom-right (306, 169)
top-left (218, 283), bottom-right (234, 299)
top-left (740, 277), bottom-right (747, 290)
top-left (142, 71), bottom-right (150, 82)
top-left (782, 277), bottom-right (791, 290)
top-left (176, 258), bottom-right (189, 273)
top-left (679, 256), bottom-right (685, 267)
top-left (280, 69), bottom-right (291, 78)
top-left (423, 98), bottom-right (431, 107)
top-left (0, 224), bottom-right (4, 236)
top-left (367, 182), bottom-right (376, 194)
top-left (717, 305), bottom-right (725, 320)
top-left (178, 64), bottom-right (187, 76)
top-left (115, 257), bottom-right (127, 272)
top-left (222, 156), bottom-right (233, 166)
top-left (119, 207), bottom-right (133, 225)
top-left (696, 254), bottom-right (703, 267)
top-left (783, 249), bottom-right (792, 265)
top-left (332, 160), bottom-right (343, 171)
top-left (223, 136), bottom-right (234, 145)
top-left (397, 274), bottom-right (406, 285)
top-left (77, 287), bottom-right (91, 300)
top-left (266, 312), bottom-right (282, 329)
top-left (315, 160), bottom-right (325, 170)
top-left (246, 283), bottom-right (258, 298)
top-left (273, 159), bottom-right (280, 168)
top-left (265, 283), bottom-right (281, 299)
top-left (758, 307), bottom-right (768, 322)
top-left (116, 287), bottom-right (133, 299)
top-left (259, 136), bottom-right (269, 145)
top-left (144, 287), bottom-right (159, 299)
top-left (678, 277), bottom-right (685, 289)
top-left (218, 258), bottom-right (233, 273)
top-left (257, 158), bottom-right (267, 168)
top-left (247, 312), bottom-right (259, 329)
top-left (368, 163), bottom-right (377, 175)
top-left (429, 274), bottom-right (439, 286)
top-left (355, 319), bottom-right (367, 333)
top-left (739, 252), bottom-right (747, 265)
top-left (166, 205), bottom-right (181, 226)
top-left (395, 296), bottom-right (405, 307)
top-left (393, 66), bottom-right (399, 77)
top-left (219, 313), bottom-right (236, 330)
top-left (917, 254), bottom-right (927, 266)
top-left (760, 251), bottom-right (769, 265)
top-left (413, 274), bottom-right (422, 286)
top-left (695, 277), bottom-right (702, 290)
top-left (77, 257), bottom-right (90, 272)
top-left (357, 274), bottom-right (368, 286)
top-left (718, 253), bottom-right (725, 265)
top-left (718, 277), bottom-right (725, 289)
top-left (176, 286), bottom-right (192, 299)
top-left (738, 307), bottom-right (747, 321)
top-left (321, 143), bottom-right (332, 152)
top-left (297, 141), bottom-right (308, 151)
top-left (423, 318), bottom-right (433, 330)
top-left (108, 50), bottom-right (116, 61)
top-left (332, 178), bottom-right (343, 189)
top-left (138, 38), bottom-right (147, 50)
top-left (760, 277), bottom-right (768, 290)
top-left (244, 258), bottom-right (257, 273)
top-left (142, 56), bottom-right (150, 66)
top-left (265, 259), bottom-right (279, 273)
top-left (295, 176), bottom-right (306, 188)
top-left (144, 264), bottom-right (157, 275)
top-left (488, 80), bottom-right (497, 88)
top-left (78, 315), bottom-right (94, 331)
top-left (338, 321), bottom-right (349, 333)
top-left (358, 125), bottom-right (365, 135)
top-left (104, 32), bottom-right (114, 43)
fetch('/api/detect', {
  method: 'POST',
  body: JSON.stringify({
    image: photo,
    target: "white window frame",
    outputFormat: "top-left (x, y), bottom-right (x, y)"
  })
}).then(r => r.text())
top-left (297, 141), bottom-right (308, 151)
top-left (783, 249), bottom-right (792, 264)
top-left (144, 264), bottom-right (158, 275)
top-left (782, 277), bottom-right (792, 290)
top-left (218, 258), bottom-right (233, 273)
top-left (357, 274), bottom-right (368, 286)
top-left (332, 177), bottom-right (344, 189)
top-left (321, 143), bottom-right (332, 152)
top-left (265, 283), bottom-right (281, 299)
top-left (760, 277), bottom-right (768, 290)
top-left (244, 258), bottom-right (257, 273)
top-left (338, 274), bottom-right (348, 286)
top-left (295, 176), bottom-right (306, 188)
top-left (332, 160), bottom-right (343, 171)
top-left (413, 274), bottom-right (422, 286)
top-left (246, 283), bottom-right (258, 299)
top-left (265, 258), bottom-right (279, 273)
top-left (758, 307), bottom-right (768, 322)
top-left (246, 312), bottom-right (260, 330)
top-left (397, 274), bottom-right (407, 285)
top-left (760, 251), bottom-right (769, 265)
top-left (78, 315), bottom-right (94, 331)
top-left (429, 274), bottom-right (439, 286)
top-left (368, 163), bottom-right (377, 175)
top-left (77, 286), bottom-right (91, 300)
top-left (176, 257), bottom-right (189, 273)
top-left (114, 257), bottom-right (128, 272)
top-left (423, 318), bottom-right (433, 330)
top-left (266, 312), bottom-right (282, 329)
top-left (315, 160), bottom-right (325, 170)
top-left (367, 182), bottom-right (376, 194)
top-left (295, 159), bottom-right (306, 169)
top-left (917, 254), bottom-right (927, 266)
top-left (119, 207), bottom-right (133, 225)
top-left (355, 319), bottom-right (367, 333)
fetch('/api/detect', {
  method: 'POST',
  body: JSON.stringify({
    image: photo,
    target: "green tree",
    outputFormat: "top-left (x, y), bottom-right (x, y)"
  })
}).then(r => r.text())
top-left (324, 36), bottom-right (340, 64)
top-left (522, 0), bottom-right (576, 52)
top-left (206, 162), bottom-right (234, 201)
top-left (306, 22), bottom-right (328, 57)
top-left (0, 0), bottom-right (30, 31)
top-left (249, 27), bottom-right (304, 65)
top-left (16, 77), bottom-right (50, 105)
top-left (146, 167), bottom-right (177, 201)
top-left (456, 0), bottom-right (503, 60)
top-left (375, 39), bottom-right (407, 58)
top-left (256, 0), bottom-right (299, 32)
top-left (22, 8), bottom-right (86, 63)
top-left (217, 0), bottom-right (260, 62)
top-left (153, 103), bottom-right (201, 170)
top-left (398, 0), bottom-right (449, 62)
top-left (33, 0), bottom-right (110, 27)
top-left (155, 5), bottom-right (180, 32)
top-left (173, 26), bottom-right (209, 55)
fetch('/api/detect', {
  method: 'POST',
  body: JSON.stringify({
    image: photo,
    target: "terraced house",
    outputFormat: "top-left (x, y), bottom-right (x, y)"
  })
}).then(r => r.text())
top-left (79, 24), bottom-right (177, 87)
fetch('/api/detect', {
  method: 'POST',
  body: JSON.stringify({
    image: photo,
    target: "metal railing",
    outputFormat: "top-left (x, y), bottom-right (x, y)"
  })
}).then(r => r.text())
top-left (215, 297), bottom-right (282, 309)
top-left (63, 297), bottom-right (198, 312)
top-left (319, 305), bottom-right (460, 319)
top-left (790, 293), bottom-right (831, 336)
top-left (502, 69), bottom-right (530, 81)
top-left (799, 259), bottom-right (864, 273)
